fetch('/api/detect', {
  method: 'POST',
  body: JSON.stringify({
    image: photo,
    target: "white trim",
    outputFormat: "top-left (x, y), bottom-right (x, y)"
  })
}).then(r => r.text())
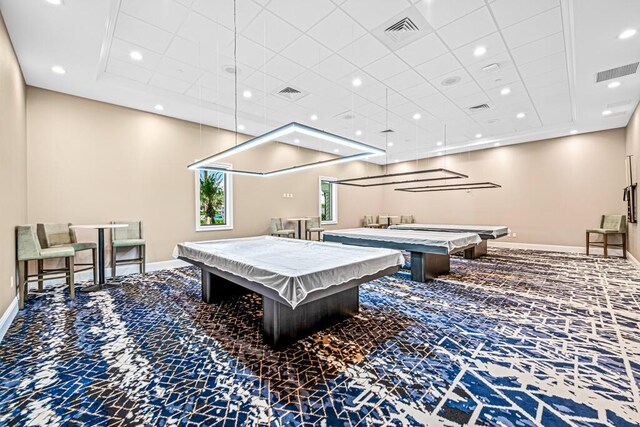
top-left (319, 176), bottom-right (338, 225)
top-left (489, 241), bottom-right (625, 256)
top-left (0, 296), bottom-right (19, 343)
top-left (195, 163), bottom-right (234, 232)
top-left (627, 251), bottom-right (640, 270)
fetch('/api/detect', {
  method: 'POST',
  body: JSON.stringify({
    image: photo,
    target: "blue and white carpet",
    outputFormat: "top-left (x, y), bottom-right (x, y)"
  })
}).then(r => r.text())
top-left (0, 249), bottom-right (639, 426)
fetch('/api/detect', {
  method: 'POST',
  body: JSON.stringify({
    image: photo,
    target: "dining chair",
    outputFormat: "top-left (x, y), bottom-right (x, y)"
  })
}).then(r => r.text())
top-left (37, 223), bottom-right (97, 286)
top-left (586, 214), bottom-right (627, 258)
top-left (305, 216), bottom-right (325, 241)
top-left (16, 225), bottom-right (76, 309)
top-left (270, 218), bottom-right (295, 238)
top-left (111, 221), bottom-right (146, 278)
top-left (363, 215), bottom-right (381, 228)
top-left (400, 215), bottom-right (414, 224)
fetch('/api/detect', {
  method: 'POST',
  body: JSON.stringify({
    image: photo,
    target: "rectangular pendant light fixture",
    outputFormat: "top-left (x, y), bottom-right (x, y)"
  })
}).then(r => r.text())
top-left (333, 168), bottom-right (468, 187)
top-left (188, 122), bottom-right (385, 176)
top-left (395, 182), bottom-right (501, 192)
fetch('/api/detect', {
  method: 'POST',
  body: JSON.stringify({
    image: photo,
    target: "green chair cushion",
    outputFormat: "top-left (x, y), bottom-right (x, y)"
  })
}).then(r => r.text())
top-left (587, 228), bottom-right (624, 234)
top-left (51, 242), bottom-right (97, 252)
top-left (39, 247), bottom-right (75, 259)
top-left (307, 227), bottom-right (324, 232)
top-left (273, 230), bottom-right (294, 235)
top-left (112, 239), bottom-right (146, 248)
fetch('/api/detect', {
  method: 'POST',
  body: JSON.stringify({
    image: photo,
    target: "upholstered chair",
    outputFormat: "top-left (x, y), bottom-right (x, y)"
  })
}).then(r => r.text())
top-left (586, 215), bottom-right (627, 258)
top-left (400, 215), bottom-right (414, 224)
top-left (363, 215), bottom-right (381, 228)
top-left (270, 218), bottom-right (295, 238)
top-left (111, 221), bottom-right (146, 278)
top-left (305, 216), bottom-right (325, 241)
top-left (16, 225), bottom-right (76, 309)
top-left (37, 223), bottom-right (97, 287)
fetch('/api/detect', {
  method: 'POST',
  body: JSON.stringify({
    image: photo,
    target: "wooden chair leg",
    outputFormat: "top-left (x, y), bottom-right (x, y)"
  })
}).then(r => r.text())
top-left (111, 247), bottom-right (116, 279)
top-left (37, 259), bottom-right (44, 291)
top-left (68, 256), bottom-right (75, 300)
top-left (65, 257), bottom-right (71, 287)
top-left (603, 234), bottom-right (608, 258)
top-left (141, 245), bottom-right (146, 275)
top-left (585, 232), bottom-right (590, 255)
top-left (18, 260), bottom-right (26, 310)
top-left (92, 248), bottom-right (98, 284)
top-left (622, 233), bottom-right (627, 259)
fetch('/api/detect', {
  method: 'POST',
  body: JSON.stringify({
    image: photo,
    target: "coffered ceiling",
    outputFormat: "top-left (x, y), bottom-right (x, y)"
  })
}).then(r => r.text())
top-left (1, 0), bottom-right (638, 163)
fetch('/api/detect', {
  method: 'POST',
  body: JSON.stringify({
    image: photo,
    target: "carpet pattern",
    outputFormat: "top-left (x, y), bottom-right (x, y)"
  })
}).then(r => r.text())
top-left (0, 249), bottom-right (639, 426)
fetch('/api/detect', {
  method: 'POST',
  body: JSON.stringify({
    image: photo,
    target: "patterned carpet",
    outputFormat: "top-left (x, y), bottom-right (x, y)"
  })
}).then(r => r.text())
top-left (0, 248), bottom-right (639, 426)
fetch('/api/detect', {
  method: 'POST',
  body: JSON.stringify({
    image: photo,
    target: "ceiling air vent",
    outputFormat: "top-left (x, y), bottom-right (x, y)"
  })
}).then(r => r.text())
top-left (274, 85), bottom-right (309, 102)
top-left (380, 129), bottom-right (395, 134)
top-left (595, 62), bottom-right (638, 82)
top-left (469, 104), bottom-right (491, 112)
top-left (373, 6), bottom-right (432, 50)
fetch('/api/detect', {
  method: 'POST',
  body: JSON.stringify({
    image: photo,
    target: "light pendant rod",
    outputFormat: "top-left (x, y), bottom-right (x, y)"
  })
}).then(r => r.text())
top-left (395, 182), bottom-right (501, 193)
top-left (333, 168), bottom-right (468, 188)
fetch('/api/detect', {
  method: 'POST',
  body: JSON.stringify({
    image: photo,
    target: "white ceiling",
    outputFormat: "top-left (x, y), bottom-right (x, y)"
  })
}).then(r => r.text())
top-left (1, 0), bottom-right (639, 163)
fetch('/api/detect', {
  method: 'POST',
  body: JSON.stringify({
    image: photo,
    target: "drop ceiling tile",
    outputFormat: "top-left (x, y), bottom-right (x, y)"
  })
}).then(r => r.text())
top-left (307, 8), bottom-right (365, 52)
top-left (241, 72), bottom-right (287, 94)
top-left (197, 72), bottom-right (231, 90)
top-left (149, 72), bottom-right (192, 93)
top-left (384, 69), bottom-right (425, 92)
top-left (340, 0), bottom-right (411, 30)
top-left (316, 54), bottom-right (357, 82)
top-left (339, 34), bottom-right (388, 69)
top-left (262, 54), bottom-right (305, 82)
top-left (452, 32), bottom-right (507, 67)
top-left (191, 0), bottom-right (262, 32)
top-left (518, 51), bottom-right (566, 79)
top-left (399, 81), bottom-right (438, 99)
top-left (366, 54), bottom-right (409, 81)
top-left (244, 10), bottom-right (303, 52)
top-left (114, 13), bottom-right (174, 54)
top-left (157, 56), bottom-right (203, 83)
top-left (236, 36), bottom-right (277, 70)
top-left (415, 92), bottom-right (448, 109)
top-left (106, 58), bottom-right (153, 84)
top-left (165, 36), bottom-right (200, 67)
top-left (453, 91), bottom-right (489, 110)
top-left (175, 0), bottom-right (194, 6)
top-left (502, 7), bottom-right (562, 49)
top-left (511, 32), bottom-right (564, 66)
top-left (109, 38), bottom-right (163, 70)
top-left (489, 0), bottom-right (559, 28)
top-left (442, 80), bottom-right (481, 99)
top-left (522, 66), bottom-right (567, 90)
top-left (436, 7), bottom-right (496, 49)
top-left (394, 33), bottom-right (449, 67)
top-left (120, 0), bottom-right (189, 33)
top-left (474, 65), bottom-right (520, 91)
top-left (178, 12), bottom-right (233, 46)
top-left (414, 53), bottom-right (460, 81)
top-left (280, 35), bottom-right (331, 69)
top-left (414, 0), bottom-right (485, 29)
top-left (266, 0), bottom-right (336, 32)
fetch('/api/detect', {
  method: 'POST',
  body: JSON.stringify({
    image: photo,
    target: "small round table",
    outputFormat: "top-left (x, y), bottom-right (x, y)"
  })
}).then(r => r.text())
top-left (287, 217), bottom-right (311, 239)
top-left (70, 224), bottom-right (128, 292)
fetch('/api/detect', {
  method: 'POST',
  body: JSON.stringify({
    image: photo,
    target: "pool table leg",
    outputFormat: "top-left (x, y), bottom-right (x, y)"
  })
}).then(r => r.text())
top-left (201, 269), bottom-right (250, 303)
top-left (410, 252), bottom-right (450, 282)
top-left (464, 240), bottom-right (488, 259)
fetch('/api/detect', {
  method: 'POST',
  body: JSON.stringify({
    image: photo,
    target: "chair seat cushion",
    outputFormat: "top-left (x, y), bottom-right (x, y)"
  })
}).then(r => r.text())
top-left (587, 229), bottom-right (624, 234)
top-left (39, 247), bottom-right (75, 259)
top-left (307, 227), bottom-right (324, 232)
top-left (113, 239), bottom-right (146, 248)
top-left (274, 230), bottom-right (294, 235)
top-left (52, 242), bottom-right (97, 252)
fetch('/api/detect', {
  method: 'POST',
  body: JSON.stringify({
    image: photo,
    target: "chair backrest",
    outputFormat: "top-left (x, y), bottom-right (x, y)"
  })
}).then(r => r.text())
top-left (600, 215), bottom-right (626, 233)
top-left (112, 221), bottom-right (143, 241)
top-left (306, 216), bottom-right (320, 229)
top-left (363, 215), bottom-right (374, 226)
top-left (16, 225), bottom-right (43, 261)
top-left (37, 223), bottom-right (74, 248)
top-left (400, 215), bottom-right (414, 224)
top-left (270, 218), bottom-right (283, 233)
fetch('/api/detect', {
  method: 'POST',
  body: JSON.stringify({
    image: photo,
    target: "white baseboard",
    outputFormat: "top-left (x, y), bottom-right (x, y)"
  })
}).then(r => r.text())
top-left (627, 251), bottom-right (640, 270)
top-left (0, 296), bottom-right (19, 343)
top-left (488, 241), bottom-right (624, 257)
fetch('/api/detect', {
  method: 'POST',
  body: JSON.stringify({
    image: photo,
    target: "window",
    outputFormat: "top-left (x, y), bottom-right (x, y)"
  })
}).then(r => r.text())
top-left (319, 177), bottom-right (338, 224)
top-left (195, 165), bottom-right (233, 231)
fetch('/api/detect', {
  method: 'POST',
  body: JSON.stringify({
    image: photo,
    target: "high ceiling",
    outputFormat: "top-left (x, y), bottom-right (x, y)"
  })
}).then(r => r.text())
top-left (1, 0), bottom-right (639, 164)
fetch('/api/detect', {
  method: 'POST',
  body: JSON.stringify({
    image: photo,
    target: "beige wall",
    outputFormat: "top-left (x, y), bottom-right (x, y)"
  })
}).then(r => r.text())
top-left (381, 129), bottom-right (627, 247)
top-left (0, 13), bottom-right (26, 315)
top-left (626, 102), bottom-right (640, 259)
top-left (26, 87), bottom-right (384, 264)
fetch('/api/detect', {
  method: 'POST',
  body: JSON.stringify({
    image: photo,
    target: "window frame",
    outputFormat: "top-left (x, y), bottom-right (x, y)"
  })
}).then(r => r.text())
top-left (319, 176), bottom-right (338, 225)
top-left (195, 163), bottom-right (234, 232)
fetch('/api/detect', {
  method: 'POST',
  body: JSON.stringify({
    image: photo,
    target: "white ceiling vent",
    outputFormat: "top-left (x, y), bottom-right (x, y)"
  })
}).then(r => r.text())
top-left (469, 104), bottom-right (491, 113)
top-left (595, 62), bottom-right (638, 82)
top-left (373, 7), bottom-right (433, 50)
top-left (274, 85), bottom-right (309, 102)
top-left (380, 129), bottom-right (395, 134)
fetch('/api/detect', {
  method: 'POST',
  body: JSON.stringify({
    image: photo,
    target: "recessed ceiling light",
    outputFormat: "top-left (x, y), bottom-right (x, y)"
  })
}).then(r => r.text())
top-left (602, 110), bottom-right (613, 116)
top-left (412, 112), bottom-right (421, 120)
top-left (51, 65), bottom-right (66, 75)
top-left (334, 149), bottom-right (339, 153)
top-left (570, 129), bottom-right (578, 135)
top-left (310, 114), bottom-right (318, 121)
top-left (45, 0), bottom-right (63, 5)
top-left (436, 141), bottom-right (443, 146)
top-left (387, 142), bottom-right (394, 147)
top-left (608, 81), bottom-right (621, 89)
top-left (154, 104), bottom-right (164, 111)
top-left (238, 124), bottom-right (245, 131)
top-left (475, 133), bottom-right (483, 138)
top-left (130, 51), bottom-right (143, 61)
top-left (394, 159), bottom-right (399, 163)
top-left (355, 130), bottom-right (362, 136)
top-left (493, 142), bottom-right (501, 147)
top-left (437, 152), bottom-right (443, 156)
top-left (618, 28), bottom-right (637, 40)
top-left (500, 87), bottom-right (511, 96)
top-left (242, 90), bottom-right (252, 98)
top-left (474, 46), bottom-right (487, 57)
top-left (352, 77), bottom-right (362, 87)
top-left (294, 138), bottom-right (300, 143)
top-left (516, 112), bottom-right (526, 119)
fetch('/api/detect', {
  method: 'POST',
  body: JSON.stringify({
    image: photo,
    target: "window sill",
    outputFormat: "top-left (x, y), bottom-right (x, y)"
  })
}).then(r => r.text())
top-left (321, 221), bottom-right (337, 225)
top-left (196, 225), bottom-right (234, 232)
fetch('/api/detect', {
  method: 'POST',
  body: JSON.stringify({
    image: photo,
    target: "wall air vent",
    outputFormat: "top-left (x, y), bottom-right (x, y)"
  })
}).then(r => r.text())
top-left (373, 6), bottom-right (433, 50)
top-left (595, 62), bottom-right (638, 82)
top-left (274, 85), bottom-right (309, 102)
